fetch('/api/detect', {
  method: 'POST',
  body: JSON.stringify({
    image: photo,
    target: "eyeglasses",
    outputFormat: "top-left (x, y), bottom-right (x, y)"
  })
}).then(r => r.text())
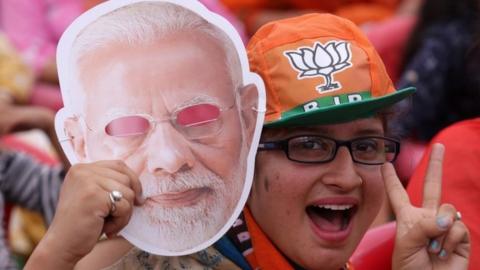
top-left (258, 135), bottom-right (400, 165)
top-left (85, 102), bottom-right (236, 140)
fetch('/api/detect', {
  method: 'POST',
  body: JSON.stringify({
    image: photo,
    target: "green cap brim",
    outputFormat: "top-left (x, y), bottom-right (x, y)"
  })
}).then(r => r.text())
top-left (264, 87), bottom-right (415, 128)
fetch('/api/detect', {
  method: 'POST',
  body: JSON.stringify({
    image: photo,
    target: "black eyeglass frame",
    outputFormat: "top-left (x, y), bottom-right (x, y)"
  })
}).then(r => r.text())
top-left (258, 135), bottom-right (401, 165)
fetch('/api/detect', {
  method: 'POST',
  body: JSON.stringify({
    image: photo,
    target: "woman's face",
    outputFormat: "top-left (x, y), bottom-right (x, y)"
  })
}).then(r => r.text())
top-left (248, 118), bottom-right (386, 270)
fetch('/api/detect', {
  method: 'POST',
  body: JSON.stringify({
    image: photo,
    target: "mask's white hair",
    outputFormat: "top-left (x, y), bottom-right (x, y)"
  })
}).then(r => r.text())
top-left (68, 1), bottom-right (242, 114)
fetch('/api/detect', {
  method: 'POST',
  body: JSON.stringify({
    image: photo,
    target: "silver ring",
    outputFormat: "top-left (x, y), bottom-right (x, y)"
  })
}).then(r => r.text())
top-left (110, 190), bottom-right (123, 202)
top-left (108, 190), bottom-right (123, 214)
top-left (455, 211), bottom-right (462, 221)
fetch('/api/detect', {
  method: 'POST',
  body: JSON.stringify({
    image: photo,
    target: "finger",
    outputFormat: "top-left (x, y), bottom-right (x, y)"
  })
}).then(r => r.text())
top-left (92, 165), bottom-right (133, 187)
top-left (439, 221), bottom-right (470, 260)
top-left (117, 163), bottom-right (143, 205)
top-left (98, 178), bottom-right (136, 209)
top-left (382, 162), bottom-right (410, 215)
top-left (93, 160), bottom-right (143, 205)
top-left (428, 204), bottom-right (456, 254)
top-left (422, 143), bottom-right (445, 210)
top-left (402, 211), bottom-right (460, 253)
top-left (103, 196), bottom-right (133, 238)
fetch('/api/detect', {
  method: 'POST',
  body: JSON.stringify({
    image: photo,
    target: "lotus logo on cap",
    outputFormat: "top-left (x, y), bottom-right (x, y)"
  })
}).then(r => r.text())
top-left (284, 41), bottom-right (352, 93)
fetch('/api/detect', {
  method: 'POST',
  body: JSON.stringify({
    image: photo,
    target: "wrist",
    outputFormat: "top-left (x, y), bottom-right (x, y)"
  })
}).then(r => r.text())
top-left (27, 231), bottom-right (81, 269)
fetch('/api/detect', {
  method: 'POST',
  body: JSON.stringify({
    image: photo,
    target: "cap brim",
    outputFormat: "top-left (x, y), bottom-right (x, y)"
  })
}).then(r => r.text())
top-left (265, 87), bottom-right (415, 128)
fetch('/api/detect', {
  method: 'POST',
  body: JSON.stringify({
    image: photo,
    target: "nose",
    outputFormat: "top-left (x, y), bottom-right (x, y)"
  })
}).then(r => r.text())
top-left (146, 124), bottom-right (195, 176)
top-left (321, 146), bottom-right (363, 191)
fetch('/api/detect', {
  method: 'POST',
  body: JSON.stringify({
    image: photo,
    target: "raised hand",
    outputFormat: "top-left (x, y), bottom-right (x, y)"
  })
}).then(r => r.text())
top-left (0, 104), bottom-right (54, 135)
top-left (383, 143), bottom-right (470, 270)
top-left (25, 160), bottom-right (144, 270)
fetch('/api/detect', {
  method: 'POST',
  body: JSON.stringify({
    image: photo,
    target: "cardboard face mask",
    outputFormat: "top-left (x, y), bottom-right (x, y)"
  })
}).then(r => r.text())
top-left (55, 0), bottom-right (265, 256)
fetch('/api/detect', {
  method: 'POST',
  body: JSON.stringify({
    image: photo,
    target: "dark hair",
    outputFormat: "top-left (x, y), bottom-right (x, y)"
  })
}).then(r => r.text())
top-left (260, 105), bottom-right (403, 141)
top-left (376, 104), bottom-right (404, 137)
top-left (401, 0), bottom-right (480, 72)
top-left (457, 36), bottom-right (480, 117)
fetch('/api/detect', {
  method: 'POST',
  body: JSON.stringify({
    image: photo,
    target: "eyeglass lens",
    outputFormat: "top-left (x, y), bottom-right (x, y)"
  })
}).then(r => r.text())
top-left (104, 103), bottom-right (222, 138)
top-left (287, 136), bottom-right (397, 164)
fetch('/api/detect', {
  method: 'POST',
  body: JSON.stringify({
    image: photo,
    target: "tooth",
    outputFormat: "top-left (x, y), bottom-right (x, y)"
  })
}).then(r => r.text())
top-left (316, 204), bottom-right (353, 210)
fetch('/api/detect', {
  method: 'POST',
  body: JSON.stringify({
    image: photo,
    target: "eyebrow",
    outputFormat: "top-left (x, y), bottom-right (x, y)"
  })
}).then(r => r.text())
top-left (176, 95), bottom-right (218, 108)
top-left (300, 125), bottom-right (385, 136)
top-left (353, 128), bottom-right (385, 137)
top-left (103, 107), bottom-right (147, 121)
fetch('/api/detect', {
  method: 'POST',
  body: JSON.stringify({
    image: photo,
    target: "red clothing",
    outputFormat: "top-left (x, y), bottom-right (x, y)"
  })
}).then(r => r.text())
top-left (407, 118), bottom-right (480, 270)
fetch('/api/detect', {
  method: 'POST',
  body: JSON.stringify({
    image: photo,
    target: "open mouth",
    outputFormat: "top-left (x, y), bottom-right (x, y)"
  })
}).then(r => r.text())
top-left (306, 203), bottom-right (358, 241)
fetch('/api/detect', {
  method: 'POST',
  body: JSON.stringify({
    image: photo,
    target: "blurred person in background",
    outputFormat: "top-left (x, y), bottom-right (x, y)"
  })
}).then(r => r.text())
top-left (0, 26), bottom-right (69, 269)
top-left (394, 0), bottom-right (480, 142)
top-left (0, 101), bottom-right (68, 270)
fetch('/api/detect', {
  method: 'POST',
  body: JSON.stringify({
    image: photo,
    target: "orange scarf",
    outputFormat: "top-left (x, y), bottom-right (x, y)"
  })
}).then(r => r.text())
top-left (243, 207), bottom-right (294, 270)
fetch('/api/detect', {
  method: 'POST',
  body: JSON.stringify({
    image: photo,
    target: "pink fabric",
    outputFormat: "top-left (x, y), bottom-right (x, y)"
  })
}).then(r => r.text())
top-left (28, 83), bottom-right (63, 111)
top-left (365, 16), bottom-right (416, 84)
top-left (0, 0), bottom-right (83, 75)
top-left (0, 0), bottom-right (246, 72)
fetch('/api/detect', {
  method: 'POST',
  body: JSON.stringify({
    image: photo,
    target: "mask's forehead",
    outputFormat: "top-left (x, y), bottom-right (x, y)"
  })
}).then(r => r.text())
top-left (78, 34), bottom-right (236, 120)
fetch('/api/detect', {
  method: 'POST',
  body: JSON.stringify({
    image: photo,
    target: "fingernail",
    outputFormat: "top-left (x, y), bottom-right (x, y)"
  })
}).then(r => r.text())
top-left (436, 216), bottom-right (451, 230)
top-left (439, 249), bottom-right (447, 259)
top-left (429, 240), bottom-right (439, 251)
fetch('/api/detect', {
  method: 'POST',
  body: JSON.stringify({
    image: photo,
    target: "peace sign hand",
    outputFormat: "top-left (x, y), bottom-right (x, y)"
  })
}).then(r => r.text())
top-left (383, 143), bottom-right (470, 270)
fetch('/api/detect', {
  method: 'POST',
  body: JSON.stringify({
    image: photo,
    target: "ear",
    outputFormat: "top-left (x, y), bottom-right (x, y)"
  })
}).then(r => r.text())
top-left (237, 84), bottom-right (260, 149)
top-left (64, 116), bottom-right (88, 162)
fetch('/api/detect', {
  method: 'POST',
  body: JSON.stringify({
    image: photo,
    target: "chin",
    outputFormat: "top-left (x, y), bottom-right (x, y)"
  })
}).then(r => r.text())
top-left (297, 246), bottom-right (353, 270)
top-left (123, 198), bottom-right (230, 253)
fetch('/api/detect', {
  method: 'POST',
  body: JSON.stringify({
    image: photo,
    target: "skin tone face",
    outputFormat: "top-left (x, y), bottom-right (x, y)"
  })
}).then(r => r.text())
top-left (72, 31), bottom-right (247, 251)
top-left (249, 117), bottom-right (386, 270)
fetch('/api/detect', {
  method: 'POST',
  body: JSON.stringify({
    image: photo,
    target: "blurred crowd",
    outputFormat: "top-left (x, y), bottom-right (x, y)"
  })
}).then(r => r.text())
top-left (0, 0), bottom-right (479, 269)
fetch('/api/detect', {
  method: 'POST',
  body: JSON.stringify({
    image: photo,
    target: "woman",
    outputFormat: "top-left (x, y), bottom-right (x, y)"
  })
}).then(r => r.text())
top-left (25, 12), bottom-right (470, 270)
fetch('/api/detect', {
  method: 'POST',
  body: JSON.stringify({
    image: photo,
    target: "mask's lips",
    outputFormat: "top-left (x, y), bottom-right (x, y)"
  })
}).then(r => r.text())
top-left (306, 204), bottom-right (358, 232)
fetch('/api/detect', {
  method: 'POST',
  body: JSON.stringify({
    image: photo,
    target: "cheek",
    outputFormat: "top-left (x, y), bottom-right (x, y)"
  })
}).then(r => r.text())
top-left (85, 133), bottom-right (125, 158)
top-left (251, 155), bottom-right (308, 208)
top-left (361, 168), bottom-right (386, 214)
top-left (85, 133), bottom-right (145, 173)
top-left (191, 122), bottom-right (244, 180)
top-left (85, 133), bottom-right (112, 161)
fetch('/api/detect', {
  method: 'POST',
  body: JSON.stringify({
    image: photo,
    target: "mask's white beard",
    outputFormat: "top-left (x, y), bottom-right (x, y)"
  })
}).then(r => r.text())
top-left (122, 143), bottom-right (247, 253)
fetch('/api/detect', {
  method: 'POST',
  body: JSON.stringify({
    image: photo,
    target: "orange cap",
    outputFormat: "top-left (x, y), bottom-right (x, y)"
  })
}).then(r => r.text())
top-left (247, 13), bottom-right (414, 127)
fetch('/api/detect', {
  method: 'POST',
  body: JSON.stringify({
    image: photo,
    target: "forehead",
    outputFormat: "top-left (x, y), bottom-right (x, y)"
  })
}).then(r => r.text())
top-left (77, 32), bottom-right (236, 114)
top-left (78, 31), bottom-right (230, 80)
top-left (262, 117), bottom-right (384, 140)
